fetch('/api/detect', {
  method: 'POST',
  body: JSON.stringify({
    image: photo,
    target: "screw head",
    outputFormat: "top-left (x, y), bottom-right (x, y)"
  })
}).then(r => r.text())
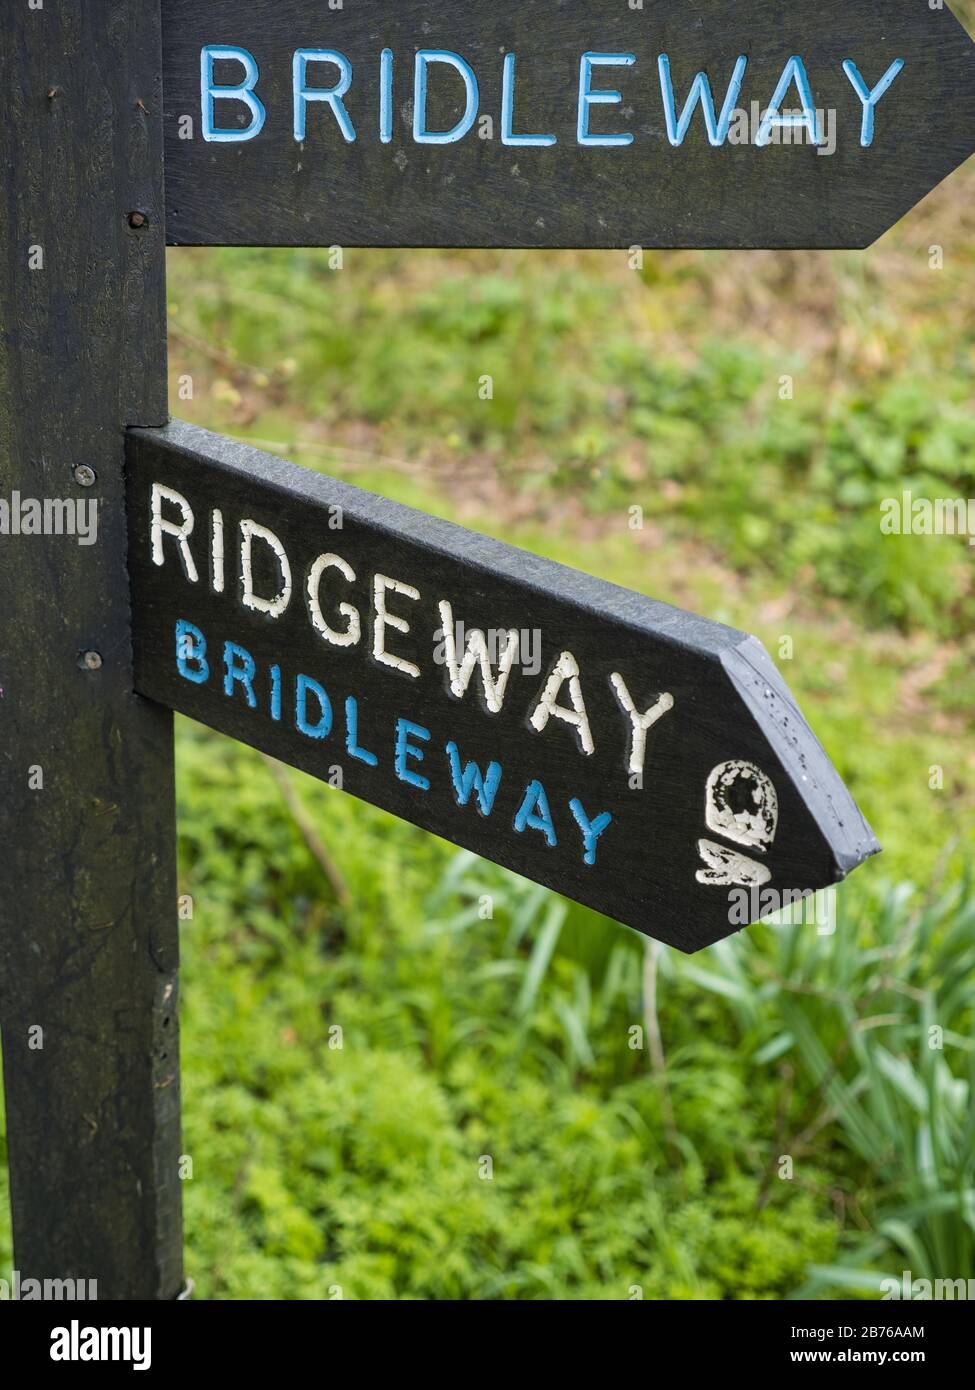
top-left (73, 464), bottom-right (97, 488)
top-left (79, 650), bottom-right (103, 672)
top-left (128, 210), bottom-right (148, 229)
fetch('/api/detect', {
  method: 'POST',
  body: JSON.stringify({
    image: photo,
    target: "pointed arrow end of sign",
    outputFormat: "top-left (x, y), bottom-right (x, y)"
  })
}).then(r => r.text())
top-left (720, 635), bottom-right (881, 891)
top-left (861, 2), bottom-right (975, 246)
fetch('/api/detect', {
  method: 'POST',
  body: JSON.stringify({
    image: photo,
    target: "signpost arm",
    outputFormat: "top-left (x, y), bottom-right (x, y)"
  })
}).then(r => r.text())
top-left (0, 2), bottom-right (182, 1298)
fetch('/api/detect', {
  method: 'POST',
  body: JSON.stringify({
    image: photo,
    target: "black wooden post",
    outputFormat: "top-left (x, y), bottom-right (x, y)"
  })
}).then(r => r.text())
top-left (0, 2), bottom-right (182, 1298)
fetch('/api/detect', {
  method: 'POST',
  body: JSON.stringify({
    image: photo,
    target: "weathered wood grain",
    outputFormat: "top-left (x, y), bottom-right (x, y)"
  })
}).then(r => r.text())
top-left (127, 421), bottom-right (880, 953)
top-left (0, 3), bottom-right (183, 1299)
top-left (161, 0), bottom-right (975, 249)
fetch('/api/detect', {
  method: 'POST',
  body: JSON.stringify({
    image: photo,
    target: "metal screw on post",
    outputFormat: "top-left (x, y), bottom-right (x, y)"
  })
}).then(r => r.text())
top-left (128, 210), bottom-right (148, 229)
top-left (73, 464), bottom-right (97, 488)
top-left (78, 650), bottom-right (103, 672)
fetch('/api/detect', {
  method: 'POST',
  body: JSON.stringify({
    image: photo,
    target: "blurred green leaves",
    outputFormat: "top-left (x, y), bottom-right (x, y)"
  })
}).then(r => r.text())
top-left (140, 720), bottom-right (971, 1300)
top-left (170, 243), bottom-right (974, 637)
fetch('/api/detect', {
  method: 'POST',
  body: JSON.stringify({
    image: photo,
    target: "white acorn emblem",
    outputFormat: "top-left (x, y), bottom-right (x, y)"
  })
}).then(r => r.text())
top-left (696, 759), bottom-right (778, 887)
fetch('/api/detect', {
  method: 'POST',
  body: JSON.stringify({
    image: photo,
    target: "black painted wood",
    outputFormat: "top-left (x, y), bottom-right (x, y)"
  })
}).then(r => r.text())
top-left (161, 0), bottom-right (975, 250)
top-left (0, 4), bottom-right (183, 1298)
top-left (127, 421), bottom-right (880, 953)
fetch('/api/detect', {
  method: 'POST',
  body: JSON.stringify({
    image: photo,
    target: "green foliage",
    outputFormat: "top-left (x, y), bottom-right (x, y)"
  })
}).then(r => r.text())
top-left (682, 876), bottom-right (975, 1296)
top-left (170, 229), bottom-right (975, 637)
top-left (164, 729), bottom-right (851, 1299)
top-left (123, 723), bottom-right (968, 1300)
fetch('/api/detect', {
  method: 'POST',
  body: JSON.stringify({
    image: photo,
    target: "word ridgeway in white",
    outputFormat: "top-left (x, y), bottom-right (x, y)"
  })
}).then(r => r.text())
top-left (151, 483), bottom-right (677, 785)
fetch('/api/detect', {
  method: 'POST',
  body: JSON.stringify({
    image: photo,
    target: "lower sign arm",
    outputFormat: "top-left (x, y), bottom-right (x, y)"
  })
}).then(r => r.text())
top-left (125, 420), bottom-right (880, 953)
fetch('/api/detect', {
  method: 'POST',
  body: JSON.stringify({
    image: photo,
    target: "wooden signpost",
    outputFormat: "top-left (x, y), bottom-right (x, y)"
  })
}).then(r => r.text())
top-left (161, 0), bottom-right (975, 249)
top-left (0, 0), bottom-right (971, 1300)
top-left (127, 422), bottom-right (878, 954)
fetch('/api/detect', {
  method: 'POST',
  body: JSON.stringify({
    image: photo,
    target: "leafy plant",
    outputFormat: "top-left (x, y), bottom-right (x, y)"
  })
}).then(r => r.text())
top-left (682, 875), bottom-right (975, 1295)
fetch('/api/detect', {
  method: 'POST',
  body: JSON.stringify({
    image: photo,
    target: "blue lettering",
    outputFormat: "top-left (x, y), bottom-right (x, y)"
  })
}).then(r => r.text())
top-left (201, 45), bottom-right (266, 143)
top-left (514, 779), bottom-right (557, 848)
top-left (293, 49), bottom-right (356, 142)
top-left (842, 58), bottom-right (905, 147)
top-left (414, 51), bottom-right (479, 144)
top-left (296, 674), bottom-right (333, 739)
top-left (176, 619), bottom-right (209, 685)
top-left (395, 719), bottom-right (431, 790)
top-left (223, 641), bottom-right (257, 708)
top-left (345, 696), bottom-right (378, 766)
top-left (380, 48), bottom-right (394, 143)
top-left (569, 798), bottom-right (613, 867)
top-left (658, 54), bottom-right (748, 147)
top-left (757, 56), bottom-right (822, 147)
top-left (446, 742), bottom-right (502, 816)
top-left (577, 52), bottom-right (635, 147)
top-left (501, 53), bottom-right (556, 146)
